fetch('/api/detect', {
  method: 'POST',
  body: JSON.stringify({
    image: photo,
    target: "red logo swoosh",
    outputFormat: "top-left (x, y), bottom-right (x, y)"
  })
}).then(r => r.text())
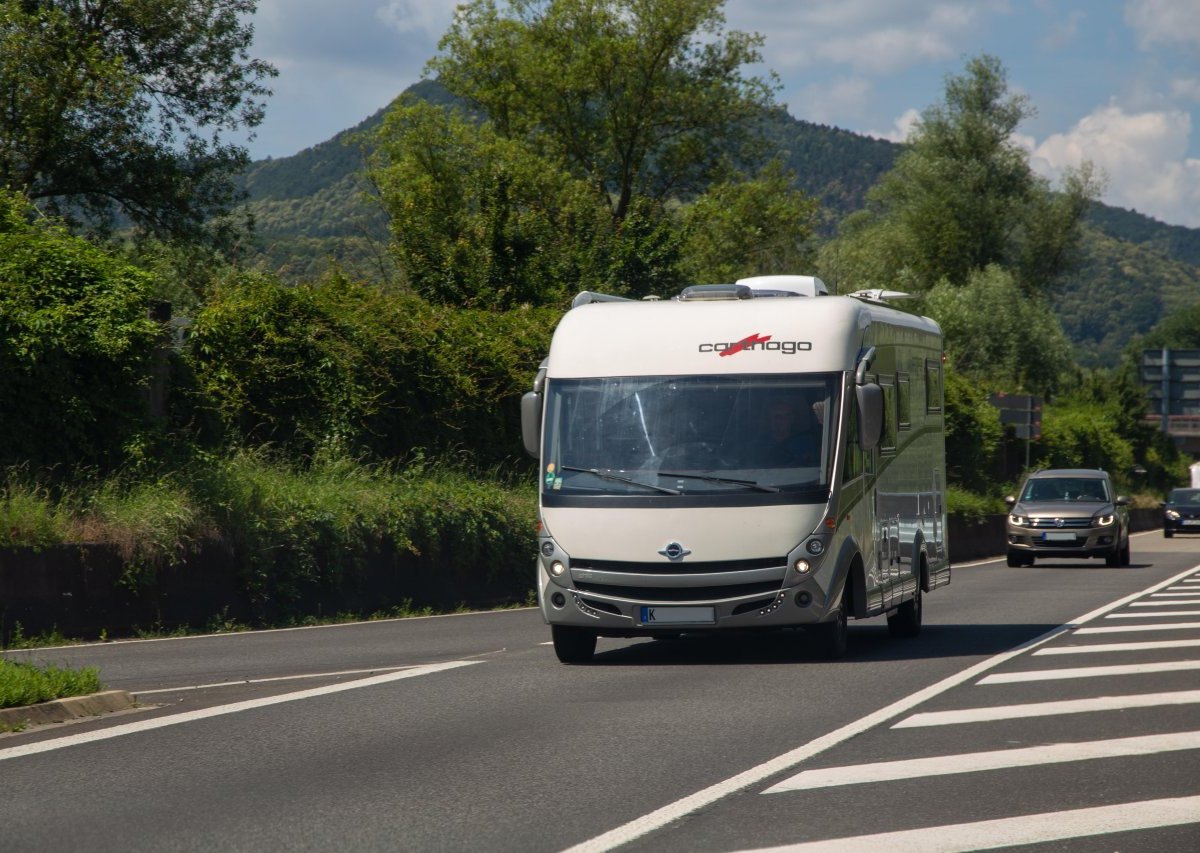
top-left (720, 333), bottom-right (772, 357)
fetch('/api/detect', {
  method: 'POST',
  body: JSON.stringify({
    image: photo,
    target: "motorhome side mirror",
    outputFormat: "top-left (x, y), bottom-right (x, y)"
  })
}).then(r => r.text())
top-left (855, 383), bottom-right (883, 451)
top-left (520, 391), bottom-right (542, 459)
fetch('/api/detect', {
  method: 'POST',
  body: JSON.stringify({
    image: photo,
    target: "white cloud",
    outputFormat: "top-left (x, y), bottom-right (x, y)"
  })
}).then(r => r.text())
top-left (1124, 0), bottom-right (1200, 49)
top-left (867, 108), bottom-right (923, 142)
top-left (1029, 104), bottom-right (1200, 227)
top-left (728, 0), bottom-right (1007, 74)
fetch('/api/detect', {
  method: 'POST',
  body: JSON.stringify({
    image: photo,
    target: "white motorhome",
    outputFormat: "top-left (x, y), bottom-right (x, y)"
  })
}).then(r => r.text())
top-left (521, 275), bottom-right (950, 663)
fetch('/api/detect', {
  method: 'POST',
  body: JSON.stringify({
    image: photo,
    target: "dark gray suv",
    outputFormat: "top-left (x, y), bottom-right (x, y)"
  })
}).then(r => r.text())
top-left (1004, 468), bottom-right (1131, 567)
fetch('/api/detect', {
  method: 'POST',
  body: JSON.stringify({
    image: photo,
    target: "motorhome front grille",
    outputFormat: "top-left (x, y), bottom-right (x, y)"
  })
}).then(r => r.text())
top-left (573, 580), bottom-right (782, 602)
top-left (1027, 517), bottom-right (1092, 529)
top-left (569, 557), bottom-right (784, 574)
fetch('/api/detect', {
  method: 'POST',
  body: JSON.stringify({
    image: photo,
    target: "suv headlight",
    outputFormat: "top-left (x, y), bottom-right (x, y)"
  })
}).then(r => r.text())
top-left (1092, 512), bottom-right (1115, 526)
top-left (1165, 509), bottom-right (1181, 520)
top-left (1009, 514), bottom-right (1030, 526)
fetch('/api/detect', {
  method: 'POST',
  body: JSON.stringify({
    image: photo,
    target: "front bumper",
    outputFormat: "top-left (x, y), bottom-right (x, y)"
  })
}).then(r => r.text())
top-left (1164, 517), bottom-right (1200, 534)
top-left (537, 562), bottom-right (834, 636)
top-left (1006, 523), bottom-right (1120, 558)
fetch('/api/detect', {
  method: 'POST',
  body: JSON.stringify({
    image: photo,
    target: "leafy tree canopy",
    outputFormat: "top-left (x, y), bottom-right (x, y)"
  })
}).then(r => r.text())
top-left (427, 0), bottom-right (778, 223)
top-left (0, 0), bottom-right (276, 246)
top-left (0, 189), bottom-right (161, 471)
top-left (820, 54), bottom-right (1101, 296)
top-left (924, 264), bottom-right (1072, 396)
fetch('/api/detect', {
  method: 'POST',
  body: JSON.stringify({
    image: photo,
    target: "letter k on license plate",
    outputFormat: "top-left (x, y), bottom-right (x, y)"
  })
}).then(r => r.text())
top-left (639, 606), bottom-right (715, 625)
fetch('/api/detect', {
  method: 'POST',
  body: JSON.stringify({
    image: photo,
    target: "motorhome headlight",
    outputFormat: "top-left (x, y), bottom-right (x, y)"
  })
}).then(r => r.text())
top-left (1093, 512), bottom-right (1115, 527)
top-left (793, 558), bottom-right (812, 575)
top-left (805, 539), bottom-right (824, 556)
top-left (1009, 514), bottom-right (1030, 526)
top-left (1165, 509), bottom-right (1181, 521)
top-left (550, 560), bottom-right (566, 577)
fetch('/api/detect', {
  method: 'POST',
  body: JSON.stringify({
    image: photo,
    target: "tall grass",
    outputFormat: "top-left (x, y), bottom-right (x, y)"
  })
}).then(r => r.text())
top-left (0, 659), bottom-right (103, 710)
top-left (1, 449), bottom-right (537, 616)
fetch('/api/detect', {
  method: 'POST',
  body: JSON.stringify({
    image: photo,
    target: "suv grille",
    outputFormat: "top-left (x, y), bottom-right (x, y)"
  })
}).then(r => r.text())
top-left (1027, 517), bottom-right (1092, 529)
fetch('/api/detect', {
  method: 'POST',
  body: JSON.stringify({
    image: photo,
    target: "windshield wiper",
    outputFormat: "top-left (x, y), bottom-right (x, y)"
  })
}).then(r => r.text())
top-left (559, 465), bottom-right (681, 495)
top-left (653, 470), bottom-right (780, 493)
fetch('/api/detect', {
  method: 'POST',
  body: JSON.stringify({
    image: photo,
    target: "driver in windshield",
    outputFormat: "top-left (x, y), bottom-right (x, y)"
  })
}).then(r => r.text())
top-left (760, 397), bottom-right (821, 466)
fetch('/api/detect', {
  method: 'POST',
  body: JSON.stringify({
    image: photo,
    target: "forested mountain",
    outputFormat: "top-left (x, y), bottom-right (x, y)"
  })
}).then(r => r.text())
top-left (237, 81), bottom-right (1200, 369)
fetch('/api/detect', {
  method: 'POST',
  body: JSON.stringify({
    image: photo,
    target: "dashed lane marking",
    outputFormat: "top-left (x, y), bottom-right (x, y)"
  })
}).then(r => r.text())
top-left (893, 690), bottom-right (1200, 727)
top-left (763, 730), bottom-right (1200, 792)
top-left (733, 795), bottom-right (1200, 852)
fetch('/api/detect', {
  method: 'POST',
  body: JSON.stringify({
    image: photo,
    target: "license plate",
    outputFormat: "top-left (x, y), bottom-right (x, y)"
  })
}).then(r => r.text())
top-left (1041, 532), bottom-right (1076, 542)
top-left (639, 605), bottom-right (715, 625)
top-left (1184, 520), bottom-right (1200, 526)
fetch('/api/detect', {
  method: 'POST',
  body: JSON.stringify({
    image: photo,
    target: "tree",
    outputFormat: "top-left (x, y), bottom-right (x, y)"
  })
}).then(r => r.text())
top-left (0, 0), bottom-right (276, 245)
top-left (369, 97), bottom-right (618, 308)
top-left (426, 0), bottom-right (777, 224)
top-left (0, 190), bottom-right (161, 471)
top-left (819, 55), bottom-right (1101, 295)
top-left (679, 159), bottom-right (818, 282)
top-left (924, 265), bottom-right (1072, 396)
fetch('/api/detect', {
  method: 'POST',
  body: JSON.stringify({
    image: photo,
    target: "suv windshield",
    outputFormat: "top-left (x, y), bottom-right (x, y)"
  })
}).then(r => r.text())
top-left (1021, 477), bottom-right (1110, 503)
top-left (542, 374), bottom-right (840, 496)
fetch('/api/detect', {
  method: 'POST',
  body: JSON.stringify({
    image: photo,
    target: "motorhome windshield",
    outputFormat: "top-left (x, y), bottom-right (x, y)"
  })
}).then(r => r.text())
top-left (542, 374), bottom-right (840, 496)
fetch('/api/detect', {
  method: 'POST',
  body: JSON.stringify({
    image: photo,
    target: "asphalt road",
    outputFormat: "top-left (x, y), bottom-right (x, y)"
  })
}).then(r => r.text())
top-left (2, 529), bottom-right (1199, 852)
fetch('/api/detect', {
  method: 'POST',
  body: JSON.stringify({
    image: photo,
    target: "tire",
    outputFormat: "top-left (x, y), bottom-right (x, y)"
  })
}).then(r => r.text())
top-left (551, 625), bottom-right (597, 664)
top-left (1119, 538), bottom-right (1131, 567)
top-left (811, 596), bottom-right (848, 659)
top-left (887, 584), bottom-right (922, 638)
top-left (1164, 529), bottom-right (1173, 539)
top-left (1105, 546), bottom-right (1122, 567)
top-left (1006, 550), bottom-right (1029, 567)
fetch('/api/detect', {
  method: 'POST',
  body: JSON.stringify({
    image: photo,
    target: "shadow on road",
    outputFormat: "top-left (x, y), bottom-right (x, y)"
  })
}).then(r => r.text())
top-left (586, 621), bottom-right (1061, 666)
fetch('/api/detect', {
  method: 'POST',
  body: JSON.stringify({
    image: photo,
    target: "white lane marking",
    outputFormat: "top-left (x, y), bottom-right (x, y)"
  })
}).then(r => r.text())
top-left (979, 659), bottom-right (1200, 683)
top-left (1034, 638), bottom-right (1200, 654)
top-left (1151, 591), bottom-right (1200, 597)
top-left (893, 690), bottom-right (1200, 727)
top-left (0, 661), bottom-right (479, 762)
top-left (764, 730), bottom-right (1200, 792)
top-left (134, 665), bottom-right (415, 694)
top-left (1107, 610), bottom-right (1200, 617)
top-left (734, 796), bottom-right (1200, 853)
top-left (559, 564), bottom-right (1200, 853)
top-left (1129, 600), bottom-right (1200, 606)
top-left (1077, 621), bottom-right (1200, 633)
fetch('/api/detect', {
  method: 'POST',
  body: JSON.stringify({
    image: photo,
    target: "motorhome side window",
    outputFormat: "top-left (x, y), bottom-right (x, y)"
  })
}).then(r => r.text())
top-left (897, 374), bottom-right (911, 430)
top-left (925, 358), bottom-right (943, 413)
top-left (543, 374), bottom-right (841, 496)
top-left (880, 376), bottom-right (897, 454)
top-left (842, 384), bottom-right (863, 481)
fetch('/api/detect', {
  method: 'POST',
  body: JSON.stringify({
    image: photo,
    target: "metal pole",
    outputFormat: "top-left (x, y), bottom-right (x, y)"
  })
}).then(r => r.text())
top-left (1162, 347), bottom-right (1170, 434)
top-left (1025, 399), bottom-right (1032, 470)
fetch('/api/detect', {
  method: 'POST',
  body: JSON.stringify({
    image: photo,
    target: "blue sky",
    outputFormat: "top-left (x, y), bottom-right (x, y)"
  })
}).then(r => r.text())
top-left (245, 0), bottom-right (1200, 228)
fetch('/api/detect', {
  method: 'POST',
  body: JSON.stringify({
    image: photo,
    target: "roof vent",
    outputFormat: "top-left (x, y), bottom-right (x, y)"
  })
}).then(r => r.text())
top-left (678, 284), bottom-right (754, 301)
top-left (736, 275), bottom-right (829, 297)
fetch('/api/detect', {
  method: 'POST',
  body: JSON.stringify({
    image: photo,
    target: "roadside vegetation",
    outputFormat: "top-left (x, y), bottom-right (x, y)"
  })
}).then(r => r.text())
top-left (1, 0), bottom-right (1194, 675)
top-left (0, 659), bottom-right (103, 714)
